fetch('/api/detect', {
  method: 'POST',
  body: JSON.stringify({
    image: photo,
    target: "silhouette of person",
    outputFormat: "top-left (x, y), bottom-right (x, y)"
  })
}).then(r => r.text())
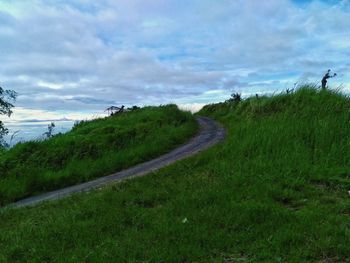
top-left (322, 69), bottom-right (337, 89)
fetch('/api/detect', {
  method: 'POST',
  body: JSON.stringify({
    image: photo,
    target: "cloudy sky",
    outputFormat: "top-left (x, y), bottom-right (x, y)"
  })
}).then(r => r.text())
top-left (1, 0), bottom-right (350, 123)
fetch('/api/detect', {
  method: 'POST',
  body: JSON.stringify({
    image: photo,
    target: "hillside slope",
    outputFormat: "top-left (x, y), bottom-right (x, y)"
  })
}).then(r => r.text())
top-left (1, 87), bottom-right (350, 262)
top-left (0, 105), bottom-right (197, 206)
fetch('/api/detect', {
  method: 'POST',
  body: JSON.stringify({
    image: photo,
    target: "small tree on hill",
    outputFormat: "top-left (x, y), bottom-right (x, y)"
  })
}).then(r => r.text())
top-left (0, 86), bottom-right (17, 147)
top-left (230, 92), bottom-right (242, 102)
top-left (105, 105), bottom-right (125, 116)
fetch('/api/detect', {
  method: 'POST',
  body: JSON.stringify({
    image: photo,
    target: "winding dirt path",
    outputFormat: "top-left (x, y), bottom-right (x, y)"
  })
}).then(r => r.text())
top-left (10, 116), bottom-right (225, 208)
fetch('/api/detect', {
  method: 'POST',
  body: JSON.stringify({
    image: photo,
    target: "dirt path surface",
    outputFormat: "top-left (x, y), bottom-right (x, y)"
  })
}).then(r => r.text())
top-left (9, 116), bottom-right (225, 208)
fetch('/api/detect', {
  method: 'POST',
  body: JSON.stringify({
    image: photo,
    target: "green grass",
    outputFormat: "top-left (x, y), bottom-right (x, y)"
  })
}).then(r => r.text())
top-left (0, 105), bottom-right (198, 206)
top-left (1, 86), bottom-right (350, 262)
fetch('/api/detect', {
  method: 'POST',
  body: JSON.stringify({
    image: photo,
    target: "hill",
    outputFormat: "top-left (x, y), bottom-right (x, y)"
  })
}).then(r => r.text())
top-left (0, 105), bottom-right (197, 206)
top-left (1, 87), bottom-right (350, 261)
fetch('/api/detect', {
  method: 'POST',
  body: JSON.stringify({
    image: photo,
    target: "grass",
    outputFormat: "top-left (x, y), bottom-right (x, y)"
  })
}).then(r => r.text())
top-left (1, 86), bottom-right (350, 262)
top-left (0, 105), bottom-right (198, 206)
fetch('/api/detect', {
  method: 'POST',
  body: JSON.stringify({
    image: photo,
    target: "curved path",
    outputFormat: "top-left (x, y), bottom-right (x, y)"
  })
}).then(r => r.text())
top-left (10, 116), bottom-right (225, 208)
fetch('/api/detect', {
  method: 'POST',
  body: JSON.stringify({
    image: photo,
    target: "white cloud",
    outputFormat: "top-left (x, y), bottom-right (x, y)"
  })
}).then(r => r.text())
top-left (4, 107), bottom-right (106, 123)
top-left (177, 103), bottom-right (205, 113)
top-left (0, 0), bottom-right (349, 123)
top-left (37, 81), bottom-right (64, 90)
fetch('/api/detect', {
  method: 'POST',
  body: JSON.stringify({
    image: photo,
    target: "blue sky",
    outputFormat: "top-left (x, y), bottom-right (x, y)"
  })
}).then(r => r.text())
top-left (0, 0), bottom-right (350, 124)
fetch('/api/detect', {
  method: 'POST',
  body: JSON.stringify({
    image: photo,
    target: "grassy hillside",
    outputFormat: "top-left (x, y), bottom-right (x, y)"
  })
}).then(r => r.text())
top-left (1, 87), bottom-right (350, 261)
top-left (0, 105), bottom-right (198, 206)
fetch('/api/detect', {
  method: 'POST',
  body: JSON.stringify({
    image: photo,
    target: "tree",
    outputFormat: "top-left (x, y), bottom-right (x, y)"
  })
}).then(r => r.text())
top-left (105, 105), bottom-right (125, 116)
top-left (0, 86), bottom-right (17, 147)
top-left (227, 92), bottom-right (241, 103)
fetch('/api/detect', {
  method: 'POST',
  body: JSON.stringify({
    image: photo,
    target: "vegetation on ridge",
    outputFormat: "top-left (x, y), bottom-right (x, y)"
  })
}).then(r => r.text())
top-left (0, 86), bottom-right (17, 148)
top-left (0, 105), bottom-right (197, 206)
top-left (1, 86), bottom-right (350, 261)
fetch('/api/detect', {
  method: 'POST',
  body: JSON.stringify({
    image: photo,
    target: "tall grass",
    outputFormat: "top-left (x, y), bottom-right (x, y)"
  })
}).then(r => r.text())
top-left (0, 105), bottom-right (198, 205)
top-left (1, 86), bottom-right (350, 261)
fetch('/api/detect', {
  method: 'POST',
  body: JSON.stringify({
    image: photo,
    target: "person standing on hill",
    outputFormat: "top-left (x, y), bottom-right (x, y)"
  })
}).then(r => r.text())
top-left (321, 69), bottom-right (337, 89)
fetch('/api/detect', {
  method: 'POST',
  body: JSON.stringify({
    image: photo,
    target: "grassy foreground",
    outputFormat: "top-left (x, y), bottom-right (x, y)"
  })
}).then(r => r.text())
top-left (0, 105), bottom-right (197, 206)
top-left (1, 87), bottom-right (350, 261)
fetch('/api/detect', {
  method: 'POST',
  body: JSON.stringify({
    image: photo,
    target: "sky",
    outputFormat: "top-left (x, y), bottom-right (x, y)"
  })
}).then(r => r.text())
top-left (1, 0), bottom-right (350, 127)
